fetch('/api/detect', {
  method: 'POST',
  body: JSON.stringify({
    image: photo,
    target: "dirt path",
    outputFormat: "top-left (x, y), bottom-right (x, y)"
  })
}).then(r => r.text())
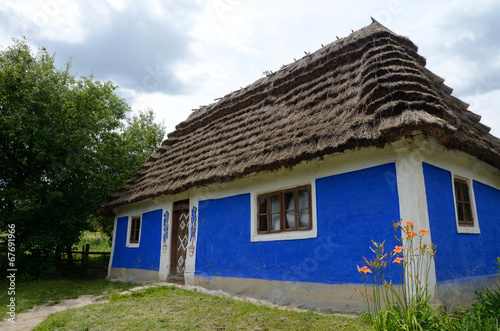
top-left (0, 284), bottom-right (171, 331)
top-left (0, 293), bottom-right (109, 331)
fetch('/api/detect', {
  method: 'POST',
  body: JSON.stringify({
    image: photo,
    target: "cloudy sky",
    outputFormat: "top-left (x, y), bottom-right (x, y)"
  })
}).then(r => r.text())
top-left (1, 0), bottom-right (499, 137)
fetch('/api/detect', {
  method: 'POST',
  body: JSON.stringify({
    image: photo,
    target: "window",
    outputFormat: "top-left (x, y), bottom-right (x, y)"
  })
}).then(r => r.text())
top-left (257, 185), bottom-right (312, 233)
top-left (129, 216), bottom-right (141, 245)
top-left (453, 178), bottom-right (474, 226)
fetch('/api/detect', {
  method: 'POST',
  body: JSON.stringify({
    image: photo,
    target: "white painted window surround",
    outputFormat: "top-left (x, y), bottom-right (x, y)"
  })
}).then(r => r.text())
top-left (126, 215), bottom-right (141, 248)
top-left (251, 181), bottom-right (318, 242)
top-left (451, 175), bottom-right (480, 234)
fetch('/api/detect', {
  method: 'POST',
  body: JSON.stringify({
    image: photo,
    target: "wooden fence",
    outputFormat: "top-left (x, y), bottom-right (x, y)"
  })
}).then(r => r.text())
top-left (68, 244), bottom-right (111, 276)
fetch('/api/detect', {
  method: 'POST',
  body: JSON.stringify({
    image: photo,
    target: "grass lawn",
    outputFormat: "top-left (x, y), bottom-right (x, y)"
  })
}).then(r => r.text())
top-left (35, 285), bottom-right (370, 330)
top-left (77, 231), bottom-right (112, 252)
top-left (0, 278), bottom-right (135, 317)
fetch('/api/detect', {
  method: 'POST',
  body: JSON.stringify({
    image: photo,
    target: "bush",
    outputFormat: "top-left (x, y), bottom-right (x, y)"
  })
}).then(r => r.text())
top-left (450, 259), bottom-right (500, 331)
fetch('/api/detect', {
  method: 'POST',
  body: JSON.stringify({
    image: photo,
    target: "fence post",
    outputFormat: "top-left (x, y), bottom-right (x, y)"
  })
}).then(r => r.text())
top-left (66, 246), bottom-right (74, 267)
top-left (81, 244), bottom-right (90, 276)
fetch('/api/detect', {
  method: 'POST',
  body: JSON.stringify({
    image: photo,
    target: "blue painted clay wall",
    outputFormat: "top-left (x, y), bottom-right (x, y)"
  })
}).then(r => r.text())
top-left (422, 163), bottom-right (500, 282)
top-left (195, 163), bottom-right (401, 284)
top-left (112, 209), bottom-right (162, 271)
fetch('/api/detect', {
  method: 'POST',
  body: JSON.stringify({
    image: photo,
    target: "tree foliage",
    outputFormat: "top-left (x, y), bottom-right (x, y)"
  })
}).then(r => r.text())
top-left (0, 39), bottom-right (165, 263)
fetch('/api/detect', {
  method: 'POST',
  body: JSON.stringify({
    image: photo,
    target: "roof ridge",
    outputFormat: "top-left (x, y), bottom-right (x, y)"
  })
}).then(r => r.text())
top-left (165, 21), bottom-right (417, 142)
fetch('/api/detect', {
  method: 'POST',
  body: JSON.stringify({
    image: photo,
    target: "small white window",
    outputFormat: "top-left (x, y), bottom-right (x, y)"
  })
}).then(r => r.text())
top-left (127, 216), bottom-right (141, 247)
top-left (452, 177), bottom-right (480, 234)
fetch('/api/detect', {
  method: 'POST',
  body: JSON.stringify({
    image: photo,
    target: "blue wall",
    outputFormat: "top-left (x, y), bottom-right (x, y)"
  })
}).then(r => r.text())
top-left (112, 209), bottom-right (162, 271)
top-left (195, 163), bottom-right (401, 284)
top-left (422, 163), bottom-right (500, 282)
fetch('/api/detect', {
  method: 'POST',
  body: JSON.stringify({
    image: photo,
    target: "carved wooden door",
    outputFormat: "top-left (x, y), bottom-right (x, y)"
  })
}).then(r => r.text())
top-left (170, 200), bottom-right (189, 282)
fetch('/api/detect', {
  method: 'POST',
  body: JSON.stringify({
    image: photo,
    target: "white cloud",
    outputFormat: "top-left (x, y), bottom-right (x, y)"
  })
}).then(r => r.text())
top-left (3, 0), bottom-right (85, 43)
top-left (106, 0), bottom-right (126, 11)
top-left (1, 0), bottom-right (499, 138)
top-left (463, 89), bottom-right (500, 136)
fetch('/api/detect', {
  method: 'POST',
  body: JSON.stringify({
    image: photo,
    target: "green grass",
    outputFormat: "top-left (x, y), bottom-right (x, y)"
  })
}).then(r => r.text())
top-left (76, 231), bottom-right (112, 252)
top-left (35, 286), bottom-right (370, 330)
top-left (0, 278), bottom-right (135, 317)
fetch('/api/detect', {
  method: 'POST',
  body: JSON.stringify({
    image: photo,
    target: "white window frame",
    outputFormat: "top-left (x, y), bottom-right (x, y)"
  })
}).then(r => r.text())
top-left (251, 181), bottom-right (317, 242)
top-left (126, 215), bottom-right (142, 247)
top-left (451, 175), bottom-right (480, 234)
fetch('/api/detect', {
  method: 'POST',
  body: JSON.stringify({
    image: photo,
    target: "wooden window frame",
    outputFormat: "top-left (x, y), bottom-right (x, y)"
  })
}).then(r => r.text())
top-left (453, 177), bottom-right (474, 227)
top-left (128, 216), bottom-right (141, 245)
top-left (257, 185), bottom-right (312, 234)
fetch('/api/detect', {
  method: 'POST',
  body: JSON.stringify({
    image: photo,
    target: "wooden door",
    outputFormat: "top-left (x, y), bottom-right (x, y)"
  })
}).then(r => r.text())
top-left (170, 200), bottom-right (189, 283)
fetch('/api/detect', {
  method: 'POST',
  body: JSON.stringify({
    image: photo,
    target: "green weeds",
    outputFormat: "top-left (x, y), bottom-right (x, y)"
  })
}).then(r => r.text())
top-left (356, 220), bottom-right (500, 331)
top-left (35, 286), bottom-right (370, 330)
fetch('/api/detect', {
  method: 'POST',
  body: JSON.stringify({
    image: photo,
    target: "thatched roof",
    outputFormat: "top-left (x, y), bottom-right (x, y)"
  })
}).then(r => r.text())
top-left (98, 20), bottom-right (500, 217)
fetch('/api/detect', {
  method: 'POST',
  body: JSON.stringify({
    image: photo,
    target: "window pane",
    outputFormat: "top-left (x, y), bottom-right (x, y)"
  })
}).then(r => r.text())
top-left (298, 189), bottom-right (309, 208)
top-left (298, 209), bottom-right (309, 228)
top-left (271, 195), bottom-right (280, 213)
top-left (464, 203), bottom-right (472, 222)
top-left (454, 182), bottom-right (461, 201)
top-left (284, 192), bottom-right (294, 211)
top-left (259, 214), bottom-right (268, 232)
top-left (461, 183), bottom-right (470, 202)
top-left (259, 197), bottom-right (268, 214)
top-left (285, 211), bottom-right (295, 228)
top-left (271, 214), bottom-right (280, 231)
top-left (456, 202), bottom-right (464, 221)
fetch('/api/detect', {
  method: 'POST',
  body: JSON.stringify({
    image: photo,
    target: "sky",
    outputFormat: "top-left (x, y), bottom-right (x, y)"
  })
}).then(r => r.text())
top-left (1, 0), bottom-right (499, 138)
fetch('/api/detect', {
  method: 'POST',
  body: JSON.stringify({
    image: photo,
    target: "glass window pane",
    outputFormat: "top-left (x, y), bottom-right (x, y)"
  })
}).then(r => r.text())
top-left (271, 214), bottom-right (280, 231)
top-left (284, 192), bottom-right (294, 211)
top-left (461, 183), bottom-right (470, 202)
top-left (298, 210), bottom-right (309, 228)
top-left (456, 202), bottom-right (464, 221)
top-left (464, 203), bottom-right (472, 222)
top-left (271, 195), bottom-right (280, 213)
top-left (259, 197), bottom-right (268, 214)
top-left (259, 214), bottom-right (268, 232)
top-left (298, 189), bottom-right (309, 208)
top-left (285, 211), bottom-right (295, 228)
top-left (454, 181), bottom-right (461, 201)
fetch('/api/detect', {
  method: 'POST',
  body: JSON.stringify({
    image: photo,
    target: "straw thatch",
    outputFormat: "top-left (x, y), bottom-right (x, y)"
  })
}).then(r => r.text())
top-left (98, 21), bottom-right (500, 217)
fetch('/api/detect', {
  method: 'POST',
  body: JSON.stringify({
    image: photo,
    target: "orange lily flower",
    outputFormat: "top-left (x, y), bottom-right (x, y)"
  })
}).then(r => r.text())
top-left (392, 245), bottom-right (404, 254)
top-left (405, 231), bottom-right (416, 239)
top-left (393, 257), bottom-right (404, 264)
top-left (404, 220), bottom-right (416, 227)
top-left (358, 266), bottom-right (372, 274)
top-left (418, 229), bottom-right (430, 236)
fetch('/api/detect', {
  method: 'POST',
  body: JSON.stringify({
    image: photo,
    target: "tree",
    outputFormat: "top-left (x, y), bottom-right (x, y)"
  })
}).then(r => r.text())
top-left (91, 109), bottom-right (166, 237)
top-left (0, 39), bottom-right (165, 274)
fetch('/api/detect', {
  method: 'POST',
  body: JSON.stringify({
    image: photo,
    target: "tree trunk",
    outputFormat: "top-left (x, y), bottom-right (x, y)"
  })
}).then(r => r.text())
top-left (66, 245), bottom-right (74, 267)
